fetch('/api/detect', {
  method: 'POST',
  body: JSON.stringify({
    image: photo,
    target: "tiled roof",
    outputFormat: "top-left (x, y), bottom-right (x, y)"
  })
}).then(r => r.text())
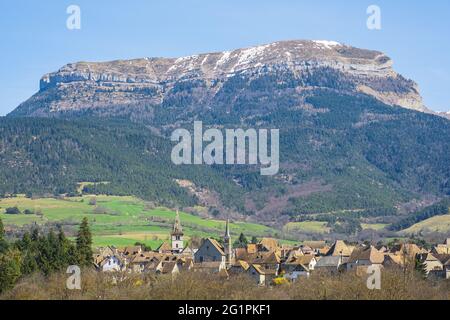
top-left (208, 238), bottom-right (225, 256)
top-left (315, 256), bottom-right (341, 267)
top-left (326, 240), bottom-right (352, 257)
top-left (348, 246), bottom-right (384, 264)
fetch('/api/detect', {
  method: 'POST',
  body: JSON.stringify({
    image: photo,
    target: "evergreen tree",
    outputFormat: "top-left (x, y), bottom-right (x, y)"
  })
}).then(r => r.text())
top-left (234, 233), bottom-right (248, 248)
top-left (30, 227), bottom-right (40, 242)
top-left (0, 218), bottom-right (8, 254)
top-left (57, 226), bottom-right (77, 266)
top-left (76, 217), bottom-right (93, 267)
top-left (36, 232), bottom-right (53, 275)
top-left (46, 229), bottom-right (61, 273)
top-left (0, 249), bottom-right (22, 294)
top-left (415, 256), bottom-right (428, 279)
top-left (251, 236), bottom-right (258, 244)
top-left (0, 218), bottom-right (4, 240)
top-left (15, 232), bottom-right (38, 275)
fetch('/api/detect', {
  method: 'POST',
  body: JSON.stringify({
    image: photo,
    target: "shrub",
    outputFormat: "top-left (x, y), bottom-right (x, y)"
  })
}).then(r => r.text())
top-left (5, 207), bottom-right (21, 215)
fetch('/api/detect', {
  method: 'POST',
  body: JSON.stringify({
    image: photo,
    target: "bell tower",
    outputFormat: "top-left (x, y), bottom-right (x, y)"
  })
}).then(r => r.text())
top-left (171, 210), bottom-right (184, 254)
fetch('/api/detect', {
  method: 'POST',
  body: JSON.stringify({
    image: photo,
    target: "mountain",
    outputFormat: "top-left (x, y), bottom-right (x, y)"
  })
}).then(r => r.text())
top-left (10, 40), bottom-right (430, 120)
top-left (3, 40), bottom-right (450, 230)
top-left (439, 111), bottom-right (450, 120)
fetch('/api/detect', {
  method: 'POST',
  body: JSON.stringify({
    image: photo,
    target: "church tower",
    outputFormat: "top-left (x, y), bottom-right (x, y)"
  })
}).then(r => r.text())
top-left (223, 219), bottom-right (233, 266)
top-left (171, 210), bottom-right (184, 254)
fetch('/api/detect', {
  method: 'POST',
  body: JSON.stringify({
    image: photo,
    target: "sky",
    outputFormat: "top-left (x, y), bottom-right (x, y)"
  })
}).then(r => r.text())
top-left (0, 0), bottom-right (449, 115)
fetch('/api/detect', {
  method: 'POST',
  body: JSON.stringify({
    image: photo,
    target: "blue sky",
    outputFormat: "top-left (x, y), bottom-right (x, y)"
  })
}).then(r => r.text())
top-left (1, 0), bottom-right (449, 115)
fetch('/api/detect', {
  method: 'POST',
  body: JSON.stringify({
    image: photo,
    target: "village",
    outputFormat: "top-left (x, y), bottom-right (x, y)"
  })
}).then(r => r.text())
top-left (93, 211), bottom-right (450, 286)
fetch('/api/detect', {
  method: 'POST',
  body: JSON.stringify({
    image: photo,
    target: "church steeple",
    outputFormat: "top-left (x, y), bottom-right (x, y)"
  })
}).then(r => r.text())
top-left (224, 219), bottom-right (230, 239)
top-left (223, 219), bottom-right (233, 267)
top-left (171, 210), bottom-right (184, 254)
top-left (172, 210), bottom-right (183, 236)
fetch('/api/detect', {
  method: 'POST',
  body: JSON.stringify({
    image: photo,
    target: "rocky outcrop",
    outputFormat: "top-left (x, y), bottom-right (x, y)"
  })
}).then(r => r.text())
top-left (10, 40), bottom-right (430, 117)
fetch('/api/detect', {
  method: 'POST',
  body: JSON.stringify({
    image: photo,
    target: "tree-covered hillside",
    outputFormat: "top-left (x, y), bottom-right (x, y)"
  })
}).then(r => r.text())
top-left (0, 118), bottom-right (243, 209)
top-left (2, 89), bottom-right (450, 218)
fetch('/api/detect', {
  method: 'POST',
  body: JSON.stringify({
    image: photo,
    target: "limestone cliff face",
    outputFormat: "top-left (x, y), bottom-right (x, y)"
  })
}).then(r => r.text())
top-left (10, 40), bottom-right (429, 117)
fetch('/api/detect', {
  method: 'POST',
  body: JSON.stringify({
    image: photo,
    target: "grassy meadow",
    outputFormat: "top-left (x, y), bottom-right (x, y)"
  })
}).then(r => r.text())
top-left (401, 214), bottom-right (450, 235)
top-left (0, 195), bottom-right (291, 248)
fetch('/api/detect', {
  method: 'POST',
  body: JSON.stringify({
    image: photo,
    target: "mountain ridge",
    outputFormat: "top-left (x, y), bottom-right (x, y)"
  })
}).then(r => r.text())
top-left (10, 40), bottom-right (431, 118)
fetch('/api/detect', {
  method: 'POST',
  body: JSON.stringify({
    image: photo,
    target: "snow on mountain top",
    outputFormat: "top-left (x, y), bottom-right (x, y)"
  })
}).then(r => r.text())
top-left (313, 40), bottom-right (342, 49)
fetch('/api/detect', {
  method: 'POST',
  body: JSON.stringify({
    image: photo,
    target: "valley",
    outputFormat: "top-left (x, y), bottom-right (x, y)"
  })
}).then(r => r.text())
top-left (1, 194), bottom-right (448, 247)
top-left (0, 195), bottom-right (292, 248)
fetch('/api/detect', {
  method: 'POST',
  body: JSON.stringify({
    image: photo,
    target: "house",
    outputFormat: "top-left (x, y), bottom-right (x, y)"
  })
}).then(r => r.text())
top-left (314, 256), bottom-right (344, 274)
top-left (181, 246), bottom-right (195, 257)
top-left (122, 246), bottom-right (142, 256)
top-left (194, 220), bottom-right (233, 268)
top-left (389, 243), bottom-right (426, 258)
top-left (279, 244), bottom-right (294, 260)
top-left (346, 246), bottom-right (384, 271)
top-left (298, 245), bottom-right (314, 256)
top-left (431, 238), bottom-right (450, 255)
top-left (156, 261), bottom-right (180, 275)
top-left (325, 240), bottom-right (353, 257)
top-left (98, 254), bottom-right (126, 272)
top-left (417, 253), bottom-right (443, 275)
top-left (177, 257), bottom-right (194, 272)
top-left (258, 238), bottom-right (279, 252)
top-left (194, 238), bottom-right (226, 265)
top-left (318, 246), bottom-right (331, 256)
top-left (247, 243), bottom-right (258, 254)
top-left (247, 264), bottom-right (277, 286)
top-left (284, 249), bottom-right (300, 263)
top-left (283, 255), bottom-right (316, 271)
top-left (193, 261), bottom-right (226, 273)
top-left (129, 252), bottom-right (162, 273)
top-left (250, 251), bottom-right (281, 275)
top-left (382, 253), bottom-right (405, 268)
top-left (283, 264), bottom-right (310, 281)
top-left (93, 246), bottom-right (116, 266)
top-left (228, 260), bottom-right (250, 275)
top-left (157, 241), bottom-right (172, 254)
top-left (281, 255), bottom-right (316, 280)
top-left (302, 241), bottom-right (327, 255)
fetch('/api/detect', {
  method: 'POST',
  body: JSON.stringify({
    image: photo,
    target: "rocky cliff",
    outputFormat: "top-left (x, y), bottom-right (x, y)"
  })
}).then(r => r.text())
top-left (10, 40), bottom-right (429, 118)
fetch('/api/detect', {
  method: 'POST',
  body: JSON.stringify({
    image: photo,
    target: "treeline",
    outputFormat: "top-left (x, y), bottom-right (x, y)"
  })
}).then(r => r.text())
top-left (0, 217), bottom-right (93, 294)
top-left (295, 207), bottom-right (398, 223)
top-left (389, 199), bottom-right (450, 231)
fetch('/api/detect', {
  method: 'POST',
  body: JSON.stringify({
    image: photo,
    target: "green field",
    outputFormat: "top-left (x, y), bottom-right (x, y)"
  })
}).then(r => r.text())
top-left (361, 223), bottom-right (388, 231)
top-left (0, 195), bottom-right (289, 248)
top-left (283, 221), bottom-right (330, 234)
top-left (400, 214), bottom-right (450, 235)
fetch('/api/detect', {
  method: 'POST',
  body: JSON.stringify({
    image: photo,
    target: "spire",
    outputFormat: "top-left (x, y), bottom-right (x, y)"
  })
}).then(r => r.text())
top-left (172, 210), bottom-right (183, 235)
top-left (224, 219), bottom-right (230, 239)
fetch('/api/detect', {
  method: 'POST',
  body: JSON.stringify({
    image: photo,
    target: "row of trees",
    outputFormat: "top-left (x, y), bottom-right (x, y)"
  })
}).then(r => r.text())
top-left (0, 217), bottom-right (93, 294)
